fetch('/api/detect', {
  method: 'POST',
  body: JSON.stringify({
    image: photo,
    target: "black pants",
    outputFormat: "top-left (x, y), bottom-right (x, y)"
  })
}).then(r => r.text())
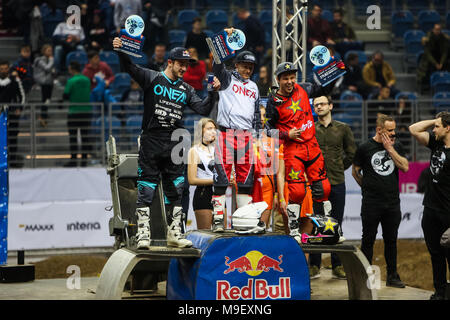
top-left (422, 206), bottom-right (450, 296)
top-left (67, 112), bottom-right (92, 166)
top-left (310, 182), bottom-right (346, 268)
top-left (360, 202), bottom-right (401, 275)
top-left (136, 132), bottom-right (185, 208)
top-left (40, 84), bottom-right (53, 120)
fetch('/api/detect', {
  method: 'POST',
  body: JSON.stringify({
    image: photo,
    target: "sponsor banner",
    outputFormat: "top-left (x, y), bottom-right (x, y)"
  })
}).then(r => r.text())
top-left (8, 201), bottom-right (114, 250)
top-left (206, 29), bottom-right (246, 64)
top-left (9, 168), bottom-right (111, 203)
top-left (310, 45), bottom-right (346, 87)
top-left (115, 15), bottom-right (145, 57)
top-left (342, 193), bottom-right (425, 240)
top-left (399, 161), bottom-right (429, 193)
top-left (167, 231), bottom-right (310, 300)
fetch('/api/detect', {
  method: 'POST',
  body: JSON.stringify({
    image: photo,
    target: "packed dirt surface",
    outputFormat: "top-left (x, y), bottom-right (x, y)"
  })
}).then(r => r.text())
top-left (32, 240), bottom-right (439, 292)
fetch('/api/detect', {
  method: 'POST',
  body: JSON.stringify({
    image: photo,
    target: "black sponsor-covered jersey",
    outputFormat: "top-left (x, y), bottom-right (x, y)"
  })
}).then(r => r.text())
top-left (119, 52), bottom-right (214, 133)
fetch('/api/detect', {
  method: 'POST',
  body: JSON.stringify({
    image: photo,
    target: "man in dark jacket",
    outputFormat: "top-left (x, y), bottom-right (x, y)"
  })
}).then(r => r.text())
top-left (0, 60), bottom-right (26, 167)
top-left (236, 8), bottom-right (265, 68)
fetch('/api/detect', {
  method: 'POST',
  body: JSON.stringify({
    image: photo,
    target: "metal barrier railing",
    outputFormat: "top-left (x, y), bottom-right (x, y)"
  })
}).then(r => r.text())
top-left (3, 99), bottom-right (449, 168)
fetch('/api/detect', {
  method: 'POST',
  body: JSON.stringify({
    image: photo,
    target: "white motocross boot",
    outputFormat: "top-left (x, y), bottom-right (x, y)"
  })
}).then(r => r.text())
top-left (136, 207), bottom-right (151, 250)
top-left (212, 195), bottom-right (226, 232)
top-left (287, 203), bottom-right (302, 244)
top-left (167, 206), bottom-right (192, 248)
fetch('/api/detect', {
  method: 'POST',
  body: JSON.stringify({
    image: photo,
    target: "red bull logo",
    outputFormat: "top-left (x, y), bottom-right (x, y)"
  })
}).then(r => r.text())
top-left (218, 250), bottom-right (290, 300)
top-left (223, 250), bottom-right (283, 275)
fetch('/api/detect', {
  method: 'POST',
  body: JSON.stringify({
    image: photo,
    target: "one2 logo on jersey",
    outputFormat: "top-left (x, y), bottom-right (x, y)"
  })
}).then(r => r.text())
top-left (371, 151), bottom-right (394, 176)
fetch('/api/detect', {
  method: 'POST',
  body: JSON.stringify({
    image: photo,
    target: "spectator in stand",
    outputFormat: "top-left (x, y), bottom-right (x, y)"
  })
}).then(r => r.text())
top-left (341, 52), bottom-right (370, 98)
top-left (52, 16), bottom-right (86, 72)
top-left (121, 78), bottom-right (144, 105)
top-left (417, 23), bottom-right (450, 90)
top-left (86, 9), bottom-right (110, 52)
top-left (362, 51), bottom-right (399, 98)
top-left (393, 95), bottom-right (412, 158)
top-left (184, 17), bottom-right (210, 61)
top-left (367, 86), bottom-right (395, 134)
top-left (142, 0), bottom-right (171, 53)
top-left (113, 0), bottom-right (142, 34)
top-left (11, 44), bottom-right (34, 96)
top-left (83, 50), bottom-right (115, 90)
top-left (183, 47), bottom-right (206, 98)
top-left (257, 65), bottom-right (271, 97)
top-left (33, 44), bottom-right (56, 127)
top-left (148, 43), bottom-right (167, 71)
top-left (63, 61), bottom-right (92, 167)
top-left (0, 60), bottom-right (25, 168)
top-left (330, 8), bottom-right (360, 57)
top-left (307, 4), bottom-right (335, 49)
top-left (236, 8), bottom-right (265, 68)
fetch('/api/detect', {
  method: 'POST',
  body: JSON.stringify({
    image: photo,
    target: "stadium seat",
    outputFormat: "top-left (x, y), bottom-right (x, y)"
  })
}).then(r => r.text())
top-left (130, 53), bottom-right (148, 67)
top-left (93, 115), bottom-right (121, 142)
top-left (99, 51), bottom-right (120, 74)
top-left (333, 111), bottom-right (354, 125)
top-left (430, 71), bottom-right (450, 94)
top-left (206, 10), bottom-right (229, 33)
top-left (391, 10), bottom-right (414, 38)
top-left (126, 115), bottom-right (142, 138)
top-left (40, 4), bottom-right (64, 39)
top-left (433, 92), bottom-right (450, 112)
top-left (206, 0), bottom-right (229, 10)
top-left (203, 29), bottom-right (214, 39)
top-left (177, 10), bottom-right (200, 32)
top-left (168, 29), bottom-right (187, 49)
top-left (403, 30), bottom-right (425, 55)
top-left (418, 10), bottom-right (441, 33)
top-left (406, 0), bottom-right (431, 15)
top-left (339, 90), bottom-right (363, 117)
top-left (259, 10), bottom-right (272, 35)
top-left (110, 72), bottom-right (131, 96)
top-left (66, 50), bottom-right (88, 71)
top-left (321, 10), bottom-right (333, 23)
top-left (395, 92), bottom-right (418, 101)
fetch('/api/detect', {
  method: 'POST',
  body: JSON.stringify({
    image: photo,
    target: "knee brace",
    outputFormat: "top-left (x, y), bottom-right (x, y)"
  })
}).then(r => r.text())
top-left (136, 180), bottom-right (157, 207)
top-left (311, 179), bottom-right (331, 202)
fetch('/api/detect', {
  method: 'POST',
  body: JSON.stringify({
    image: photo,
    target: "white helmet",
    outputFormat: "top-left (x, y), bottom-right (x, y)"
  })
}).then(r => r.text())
top-left (232, 201), bottom-right (268, 234)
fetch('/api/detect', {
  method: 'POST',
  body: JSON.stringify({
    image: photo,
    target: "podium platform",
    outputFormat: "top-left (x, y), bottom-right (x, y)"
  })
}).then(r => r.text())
top-left (167, 230), bottom-right (310, 300)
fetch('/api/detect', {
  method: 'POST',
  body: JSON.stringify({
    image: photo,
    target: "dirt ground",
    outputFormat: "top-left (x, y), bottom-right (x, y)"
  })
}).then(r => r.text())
top-left (32, 240), bottom-right (440, 292)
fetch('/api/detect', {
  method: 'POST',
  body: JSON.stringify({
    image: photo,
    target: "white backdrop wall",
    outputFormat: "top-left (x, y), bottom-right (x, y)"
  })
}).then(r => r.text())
top-left (8, 167), bottom-right (426, 250)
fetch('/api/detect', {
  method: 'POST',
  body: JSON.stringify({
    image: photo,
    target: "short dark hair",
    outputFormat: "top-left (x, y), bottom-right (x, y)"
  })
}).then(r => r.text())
top-left (333, 8), bottom-right (344, 16)
top-left (87, 50), bottom-right (99, 60)
top-left (192, 17), bottom-right (202, 24)
top-left (0, 60), bottom-right (9, 67)
top-left (437, 111), bottom-right (450, 127)
top-left (376, 113), bottom-right (394, 128)
top-left (346, 53), bottom-right (358, 63)
top-left (69, 61), bottom-right (81, 72)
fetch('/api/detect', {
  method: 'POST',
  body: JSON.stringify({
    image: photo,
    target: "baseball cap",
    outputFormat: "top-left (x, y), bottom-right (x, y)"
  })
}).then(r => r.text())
top-left (235, 51), bottom-right (257, 64)
top-left (274, 62), bottom-right (298, 78)
top-left (168, 47), bottom-right (195, 62)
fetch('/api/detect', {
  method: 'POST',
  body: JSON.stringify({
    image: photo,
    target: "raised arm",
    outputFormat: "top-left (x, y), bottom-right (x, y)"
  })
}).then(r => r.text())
top-left (409, 119), bottom-right (435, 147)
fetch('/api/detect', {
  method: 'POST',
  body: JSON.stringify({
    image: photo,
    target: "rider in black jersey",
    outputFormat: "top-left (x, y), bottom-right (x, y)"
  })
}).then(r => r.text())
top-left (113, 38), bottom-right (219, 248)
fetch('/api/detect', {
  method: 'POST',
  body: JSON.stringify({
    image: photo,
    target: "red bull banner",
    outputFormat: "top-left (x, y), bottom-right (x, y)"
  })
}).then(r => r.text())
top-left (166, 231), bottom-right (310, 300)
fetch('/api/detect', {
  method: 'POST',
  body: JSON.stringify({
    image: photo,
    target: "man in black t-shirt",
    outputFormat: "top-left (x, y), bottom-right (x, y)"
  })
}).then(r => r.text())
top-left (352, 113), bottom-right (409, 288)
top-left (409, 111), bottom-right (450, 300)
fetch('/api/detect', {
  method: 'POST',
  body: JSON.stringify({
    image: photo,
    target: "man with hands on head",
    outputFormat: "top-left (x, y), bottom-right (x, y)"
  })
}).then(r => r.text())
top-left (112, 37), bottom-right (220, 249)
top-left (352, 113), bottom-right (408, 288)
top-left (409, 112), bottom-right (450, 300)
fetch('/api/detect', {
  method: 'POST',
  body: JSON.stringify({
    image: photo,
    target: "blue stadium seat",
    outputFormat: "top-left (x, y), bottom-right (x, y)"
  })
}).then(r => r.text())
top-left (206, 0), bottom-right (229, 10)
top-left (430, 71), bottom-right (450, 94)
top-left (395, 92), bottom-right (418, 101)
top-left (206, 10), bottom-right (228, 33)
top-left (40, 4), bottom-right (64, 39)
top-left (433, 92), bottom-right (450, 112)
top-left (406, 0), bottom-right (432, 16)
top-left (126, 115), bottom-right (142, 138)
top-left (177, 10), bottom-right (200, 32)
top-left (321, 10), bottom-right (333, 23)
top-left (99, 51), bottom-right (120, 74)
top-left (110, 72), bottom-right (131, 96)
top-left (333, 111), bottom-right (354, 125)
top-left (339, 91), bottom-right (363, 117)
top-left (66, 50), bottom-right (88, 71)
top-left (259, 10), bottom-right (272, 35)
top-left (418, 10), bottom-right (441, 33)
top-left (168, 29), bottom-right (187, 49)
top-left (93, 115), bottom-right (121, 142)
top-left (130, 53), bottom-right (148, 67)
top-left (403, 30), bottom-right (425, 55)
top-left (391, 10), bottom-right (414, 38)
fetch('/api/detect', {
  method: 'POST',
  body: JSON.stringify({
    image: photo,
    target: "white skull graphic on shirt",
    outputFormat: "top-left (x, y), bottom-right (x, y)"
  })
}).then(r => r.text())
top-left (371, 150), bottom-right (395, 176)
top-left (430, 150), bottom-right (446, 177)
